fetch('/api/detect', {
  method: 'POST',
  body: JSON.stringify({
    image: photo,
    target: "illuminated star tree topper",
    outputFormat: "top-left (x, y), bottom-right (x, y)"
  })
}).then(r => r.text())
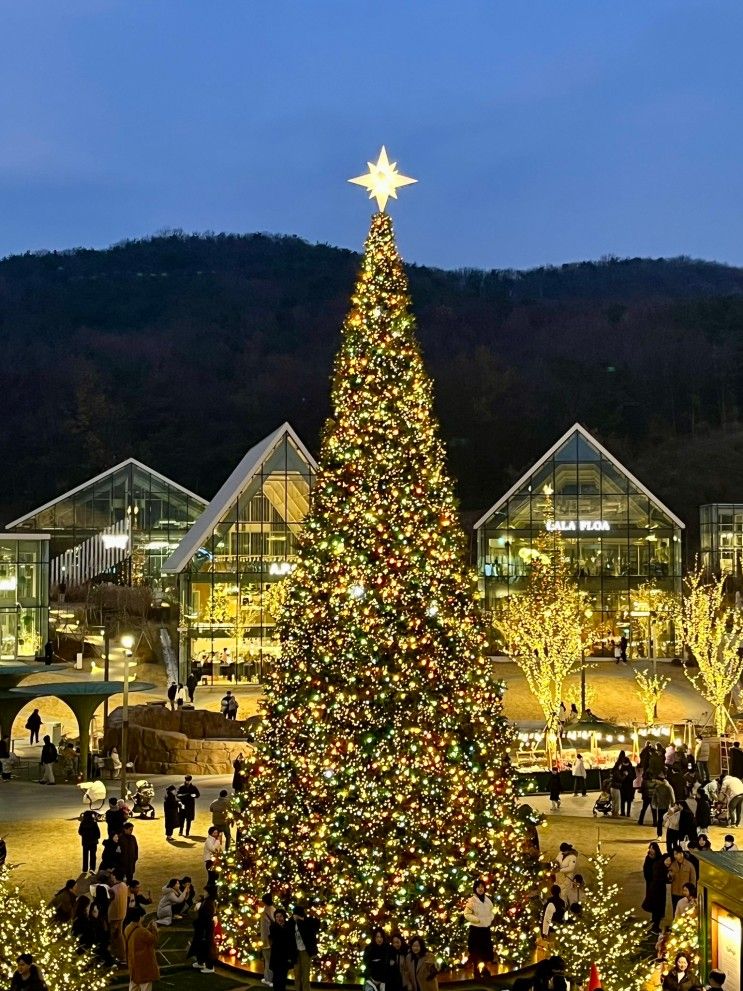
top-left (348, 145), bottom-right (417, 211)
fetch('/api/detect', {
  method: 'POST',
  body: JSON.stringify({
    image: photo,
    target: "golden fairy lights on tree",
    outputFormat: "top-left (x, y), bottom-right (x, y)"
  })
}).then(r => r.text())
top-left (634, 668), bottom-right (670, 725)
top-left (675, 564), bottom-right (743, 735)
top-left (0, 868), bottom-right (109, 990)
top-left (219, 151), bottom-right (540, 978)
top-left (497, 490), bottom-right (591, 752)
top-left (553, 852), bottom-right (648, 991)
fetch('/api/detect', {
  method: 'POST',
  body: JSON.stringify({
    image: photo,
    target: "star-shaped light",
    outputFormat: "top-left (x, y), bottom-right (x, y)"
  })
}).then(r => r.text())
top-left (348, 146), bottom-right (417, 212)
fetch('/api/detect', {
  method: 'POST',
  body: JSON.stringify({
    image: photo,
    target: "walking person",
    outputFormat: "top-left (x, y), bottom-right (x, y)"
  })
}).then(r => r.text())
top-left (39, 735), bottom-right (57, 784)
top-left (259, 894), bottom-right (275, 987)
top-left (652, 774), bottom-right (675, 839)
top-left (119, 822), bottom-right (139, 883)
top-left (269, 908), bottom-right (295, 991)
top-left (25, 709), bottom-right (42, 745)
top-left (78, 809), bottom-right (101, 872)
top-left (642, 842), bottom-right (668, 935)
top-left (167, 682), bottom-right (177, 711)
top-left (189, 883), bottom-right (219, 974)
top-left (571, 753), bottom-right (587, 797)
top-left (463, 880), bottom-right (494, 978)
top-left (163, 785), bottom-right (180, 840)
top-left (176, 775), bottom-right (200, 836)
top-left (405, 936), bottom-right (439, 991)
top-left (209, 789), bottom-right (232, 850)
top-left (203, 827), bottom-right (223, 886)
top-left (290, 905), bottom-right (320, 991)
top-left (639, 773), bottom-right (657, 827)
top-left (186, 672), bottom-right (198, 704)
top-left (548, 767), bottom-right (561, 811)
top-left (124, 905), bottom-right (160, 991)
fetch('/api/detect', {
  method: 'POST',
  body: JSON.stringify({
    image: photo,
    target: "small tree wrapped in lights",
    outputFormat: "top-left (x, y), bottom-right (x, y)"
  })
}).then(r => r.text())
top-left (497, 494), bottom-right (591, 757)
top-left (555, 852), bottom-right (648, 991)
top-left (0, 868), bottom-right (109, 990)
top-left (634, 668), bottom-right (670, 725)
top-left (220, 178), bottom-right (540, 978)
top-left (675, 565), bottom-right (743, 735)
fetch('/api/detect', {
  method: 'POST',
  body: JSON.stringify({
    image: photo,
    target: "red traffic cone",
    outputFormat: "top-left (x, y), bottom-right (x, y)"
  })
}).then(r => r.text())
top-left (587, 962), bottom-right (602, 990)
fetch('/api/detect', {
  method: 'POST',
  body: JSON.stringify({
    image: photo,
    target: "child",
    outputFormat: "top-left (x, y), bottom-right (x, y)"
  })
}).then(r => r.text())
top-left (549, 767), bottom-right (562, 811)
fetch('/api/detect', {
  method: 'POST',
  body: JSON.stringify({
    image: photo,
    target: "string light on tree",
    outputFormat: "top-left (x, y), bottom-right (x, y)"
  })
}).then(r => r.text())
top-left (219, 151), bottom-right (539, 978)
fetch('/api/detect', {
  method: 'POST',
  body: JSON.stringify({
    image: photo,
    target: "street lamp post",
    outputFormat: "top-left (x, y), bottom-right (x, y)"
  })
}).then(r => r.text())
top-left (120, 634), bottom-right (134, 798)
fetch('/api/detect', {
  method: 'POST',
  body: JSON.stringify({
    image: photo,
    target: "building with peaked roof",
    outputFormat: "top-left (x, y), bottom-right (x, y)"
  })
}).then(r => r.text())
top-left (475, 423), bottom-right (684, 656)
top-left (162, 423), bottom-right (317, 683)
top-left (6, 458), bottom-right (207, 591)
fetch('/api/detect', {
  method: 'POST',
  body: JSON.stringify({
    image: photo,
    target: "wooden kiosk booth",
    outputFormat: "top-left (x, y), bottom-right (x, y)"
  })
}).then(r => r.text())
top-left (696, 851), bottom-right (743, 991)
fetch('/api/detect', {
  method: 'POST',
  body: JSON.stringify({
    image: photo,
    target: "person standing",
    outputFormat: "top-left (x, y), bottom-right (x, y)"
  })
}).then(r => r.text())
top-left (642, 842), bottom-right (668, 934)
top-left (540, 885), bottom-right (565, 942)
top-left (232, 753), bottom-right (245, 792)
top-left (78, 810), bottom-right (101, 872)
top-left (652, 775), bottom-right (675, 839)
top-left (108, 868), bottom-right (129, 966)
top-left (639, 773), bottom-right (657, 827)
top-left (554, 844), bottom-right (579, 907)
top-left (405, 937), bottom-right (439, 991)
top-left (188, 883), bottom-right (219, 974)
top-left (227, 694), bottom-right (239, 720)
top-left (290, 905), bottom-right (320, 991)
top-left (166, 682), bottom-right (177, 711)
top-left (25, 709), bottom-right (42, 745)
top-left (269, 909), bottom-right (295, 991)
top-left (695, 737), bottom-right (710, 784)
top-left (620, 634), bottom-right (628, 663)
top-left (124, 905), bottom-right (160, 991)
top-left (363, 928), bottom-right (391, 990)
top-left (105, 797), bottom-right (127, 838)
top-left (259, 894), bottom-right (275, 987)
top-left (176, 775), bottom-right (200, 836)
top-left (721, 774), bottom-right (743, 827)
top-left (209, 789), bottom-right (232, 850)
top-left (163, 785), bottom-right (179, 840)
top-left (663, 804), bottom-right (682, 855)
top-left (124, 880), bottom-right (153, 927)
top-left (729, 741), bottom-right (743, 779)
top-left (175, 683), bottom-right (186, 708)
top-left (669, 850), bottom-right (697, 913)
top-left (39, 735), bottom-right (57, 784)
top-left (186, 672), bottom-right (198, 704)
top-left (661, 951), bottom-right (697, 990)
top-left (203, 827), bottom-right (223, 886)
top-left (49, 880), bottom-right (77, 923)
top-left (119, 822), bottom-right (139, 883)
top-left (101, 833), bottom-right (122, 873)
top-left (388, 933), bottom-right (408, 991)
top-left (463, 880), bottom-right (494, 978)
top-left (548, 767), bottom-right (561, 811)
top-left (571, 754), bottom-right (587, 797)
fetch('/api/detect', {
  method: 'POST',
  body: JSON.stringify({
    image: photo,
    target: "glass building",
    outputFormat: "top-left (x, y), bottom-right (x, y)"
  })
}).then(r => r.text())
top-left (5, 459), bottom-right (207, 592)
top-left (700, 504), bottom-right (743, 577)
top-left (0, 533), bottom-right (49, 658)
top-left (162, 423), bottom-right (317, 683)
top-left (475, 424), bottom-right (684, 656)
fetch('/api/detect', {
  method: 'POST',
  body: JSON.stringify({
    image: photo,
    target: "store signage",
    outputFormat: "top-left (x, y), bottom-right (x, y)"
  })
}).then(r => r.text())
top-left (269, 561), bottom-right (296, 576)
top-left (545, 520), bottom-right (611, 533)
top-left (101, 533), bottom-right (130, 550)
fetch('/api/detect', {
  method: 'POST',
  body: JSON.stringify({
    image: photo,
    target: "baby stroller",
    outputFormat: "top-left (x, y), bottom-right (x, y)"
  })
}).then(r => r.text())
top-left (592, 788), bottom-right (613, 817)
top-left (78, 779), bottom-right (107, 815)
top-left (711, 800), bottom-right (730, 826)
top-left (132, 779), bottom-right (156, 819)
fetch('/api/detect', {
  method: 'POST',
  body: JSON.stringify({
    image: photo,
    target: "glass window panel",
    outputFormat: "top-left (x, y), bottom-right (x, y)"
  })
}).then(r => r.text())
top-left (554, 434), bottom-right (578, 461)
top-left (628, 495), bottom-right (650, 526)
top-left (552, 462), bottom-right (579, 495)
top-left (600, 460), bottom-right (629, 494)
top-left (576, 434), bottom-right (601, 461)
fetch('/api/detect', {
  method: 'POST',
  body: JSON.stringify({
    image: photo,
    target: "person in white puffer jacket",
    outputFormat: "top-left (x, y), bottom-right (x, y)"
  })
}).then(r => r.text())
top-left (463, 879), bottom-right (494, 978)
top-left (554, 843), bottom-right (579, 906)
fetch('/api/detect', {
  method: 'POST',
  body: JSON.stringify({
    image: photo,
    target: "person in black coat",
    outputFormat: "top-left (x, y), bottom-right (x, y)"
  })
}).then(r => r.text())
top-left (661, 951), bottom-right (697, 990)
top-left (188, 884), bottom-right (218, 973)
top-left (620, 763), bottom-right (637, 817)
top-left (678, 800), bottom-right (697, 846)
top-left (695, 787), bottom-right (712, 830)
top-left (363, 928), bottom-right (391, 987)
top-left (642, 841), bottom-right (668, 934)
top-left (163, 785), bottom-right (180, 839)
top-left (387, 933), bottom-right (408, 991)
top-left (269, 909), bottom-right (296, 991)
top-left (10, 954), bottom-right (47, 991)
top-left (176, 776), bottom-right (200, 836)
top-left (730, 741), bottom-right (743, 779)
top-left (100, 834), bottom-right (121, 873)
top-left (289, 905), bottom-right (320, 991)
top-left (104, 798), bottom-right (126, 838)
top-left (548, 768), bottom-right (561, 810)
top-left (78, 810), bottom-right (101, 872)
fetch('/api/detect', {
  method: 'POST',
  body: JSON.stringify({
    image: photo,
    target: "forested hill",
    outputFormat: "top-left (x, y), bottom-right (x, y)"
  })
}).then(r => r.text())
top-left (3, 229), bottom-right (743, 546)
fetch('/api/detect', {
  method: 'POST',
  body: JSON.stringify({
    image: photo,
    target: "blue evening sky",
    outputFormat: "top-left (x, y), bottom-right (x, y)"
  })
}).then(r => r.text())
top-left (0, 1), bottom-right (741, 270)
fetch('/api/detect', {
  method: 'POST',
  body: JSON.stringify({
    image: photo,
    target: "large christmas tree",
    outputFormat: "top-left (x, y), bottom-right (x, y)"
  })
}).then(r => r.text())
top-left (221, 152), bottom-right (539, 978)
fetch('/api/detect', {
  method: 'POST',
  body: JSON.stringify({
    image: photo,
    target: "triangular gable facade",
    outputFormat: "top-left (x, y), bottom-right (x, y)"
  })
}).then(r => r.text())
top-left (162, 422), bottom-right (318, 575)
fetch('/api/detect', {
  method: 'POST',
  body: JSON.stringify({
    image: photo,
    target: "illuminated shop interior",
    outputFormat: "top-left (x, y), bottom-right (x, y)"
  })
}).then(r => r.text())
top-left (475, 424), bottom-right (684, 656)
top-left (700, 504), bottom-right (743, 578)
top-left (162, 423), bottom-right (317, 684)
top-left (0, 533), bottom-right (49, 659)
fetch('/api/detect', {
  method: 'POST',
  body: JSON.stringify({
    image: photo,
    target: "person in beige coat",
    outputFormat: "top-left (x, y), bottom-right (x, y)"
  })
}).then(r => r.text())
top-left (124, 906), bottom-right (160, 991)
top-left (404, 937), bottom-right (438, 991)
